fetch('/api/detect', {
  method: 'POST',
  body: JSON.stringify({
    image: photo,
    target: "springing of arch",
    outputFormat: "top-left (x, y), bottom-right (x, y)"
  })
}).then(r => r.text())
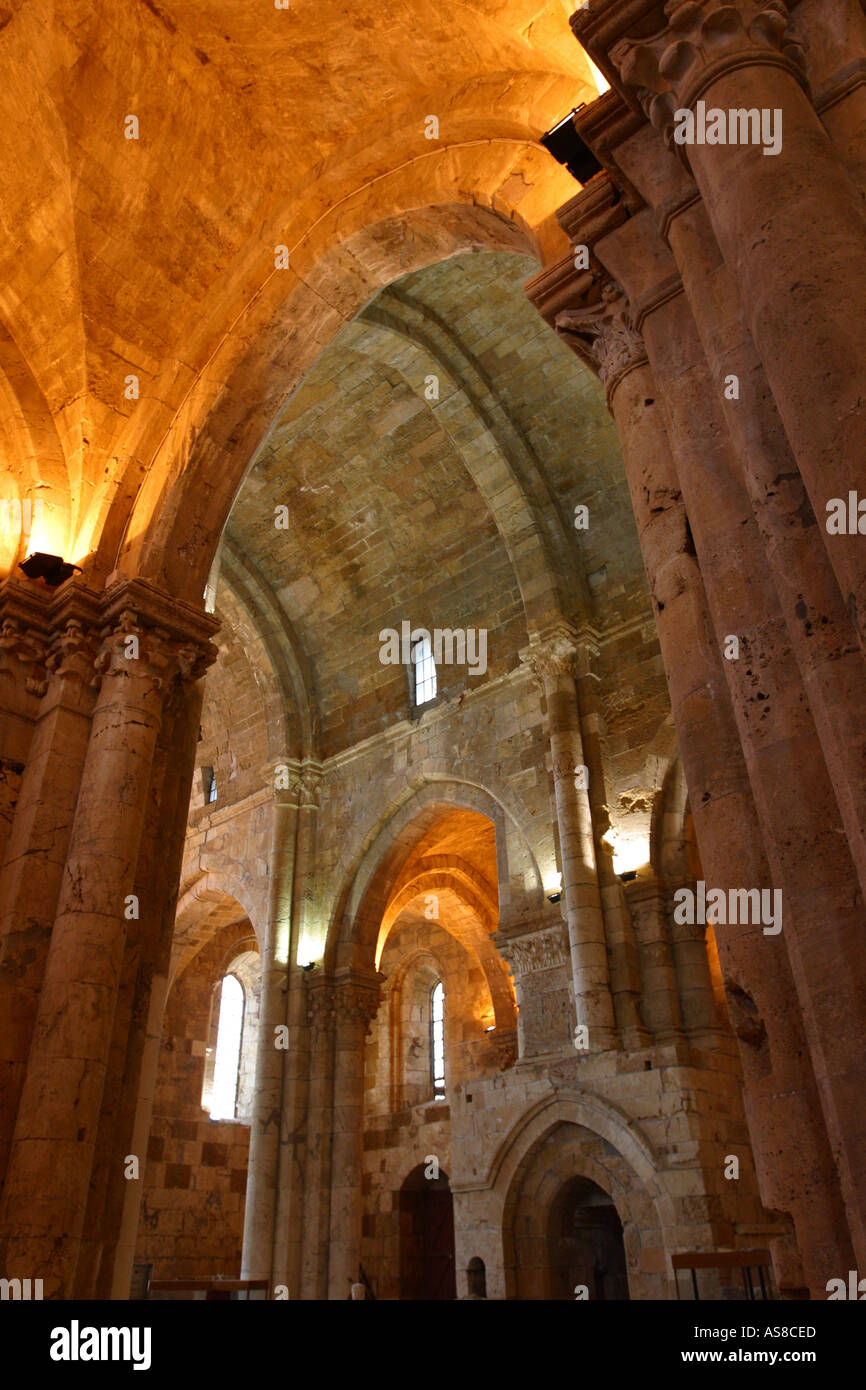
top-left (352, 282), bottom-right (587, 627)
top-left (331, 778), bottom-right (545, 975)
top-left (110, 200), bottom-right (545, 600)
top-left (171, 875), bottom-right (263, 991)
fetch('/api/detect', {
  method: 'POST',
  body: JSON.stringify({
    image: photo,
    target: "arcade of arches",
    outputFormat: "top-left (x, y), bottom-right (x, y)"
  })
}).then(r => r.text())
top-left (0, 0), bottom-right (865, 1302)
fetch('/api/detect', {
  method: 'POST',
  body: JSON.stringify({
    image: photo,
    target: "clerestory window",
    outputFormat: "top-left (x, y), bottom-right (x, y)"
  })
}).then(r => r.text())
top-left (209, 974), bottom-right (244, 1119)
top-left (413, 634), bottom-right (437, 707)
top-left (202, 765), bottom-right (218, 804)
top-left (431, 980), bottom-right (446, 1099)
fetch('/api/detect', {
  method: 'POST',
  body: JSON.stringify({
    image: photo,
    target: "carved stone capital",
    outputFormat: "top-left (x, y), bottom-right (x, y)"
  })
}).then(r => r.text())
top-left (269, 758), bottom-right (324, 808)
top-left (624, 878), bottom-right (669, 941)
top-left (98, 576), bottom-right (219, 687)
top-left (332, 975), bottom-right (383, 1034)
top-left (306, 973), bottom-right (383, 1037)
top-left (606, 1), bottom-right (807, 151)
top-left (519, 622), bottom-right (580, 685)
top-left (92, 609), bottom-right (215, 696)
top-left (297, 762), bottom-right (323, 809)
top-left (555, 280), bottom-right (648, 404)
top-left (45, 619), bottom-right (100, 687)
top-left (496, 924), bottom-right (571, 980)
top-left (304, 978), bottom-right (332, 1034)
top-left (93, 614), bottom-right (182, 691)
top-left (174, 641), bottom-right (214, 686)
top-left (0, 618), bottom-right (49, 696)
top-left (306, 979), bottom-right (335, 1034)
top-left (492, 1028), bottom-right (518, 1071)
top-left (0, 574), bottom-right (218, 705)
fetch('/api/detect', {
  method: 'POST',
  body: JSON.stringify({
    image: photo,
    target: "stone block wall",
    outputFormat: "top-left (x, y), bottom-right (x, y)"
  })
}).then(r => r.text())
top-left (361, 1109), bottom-right (452, 1301)
top-left (137, 1116), bottom-right (250, 1281)
top-left (134, 920), bottom-right (257, 1281)
top-left (449, 1040), bottom-right (774, 1301)
top-left (161, 245), bottom-right (783, 1299)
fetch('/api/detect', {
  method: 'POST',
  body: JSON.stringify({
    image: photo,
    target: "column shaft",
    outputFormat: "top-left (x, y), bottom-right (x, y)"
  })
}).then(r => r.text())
top-left (300, 979), bottom-right (336, 1300)
top-left (0, 623), bottom-right (96, 1189)
top-left (103, 677), bottom-right (204, 1299)
top-left (625, 289), bottom-right (866, 1270)
top-left (527, 648), bottom-right (617, 1050)
top-left (663, 192), bottom-right (866, 897)
top-left (241, 792), bottom-right (299, 1288)
top-left (0, 620), bottom-right (179, 1295)
top-left (271, 769), bottom-right (320, 1295)
top-left (608, 355), bottom-right (854, 1293)
top-left (326, 972), bottom-right (380, 1300)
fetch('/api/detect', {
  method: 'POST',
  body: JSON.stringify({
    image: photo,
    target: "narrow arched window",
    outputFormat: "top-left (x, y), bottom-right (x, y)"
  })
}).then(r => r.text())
top-left (430, 980), bottom-right (446, 1098)
top-left (413, 634), bottom-right (437, 707)
top-left (209, 974), bottom-right (244, 1120)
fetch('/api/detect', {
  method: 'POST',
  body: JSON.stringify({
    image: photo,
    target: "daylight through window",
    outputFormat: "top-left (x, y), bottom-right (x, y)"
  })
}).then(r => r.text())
top-left (431, 980), bottom-right (446, 1098)
top-left (210, 974), bottom-right (244, 1120)
top-left (413, 635), bottom-right (437, 706)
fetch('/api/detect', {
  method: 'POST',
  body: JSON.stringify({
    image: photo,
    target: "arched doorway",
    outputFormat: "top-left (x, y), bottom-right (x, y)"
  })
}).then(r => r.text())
top-left (503, 1118), bottom-right (656, 1299)
top-left (548, 1177), bottom-right (629, 1301)
top-left (399, 1164), bottom-right (456, 1300)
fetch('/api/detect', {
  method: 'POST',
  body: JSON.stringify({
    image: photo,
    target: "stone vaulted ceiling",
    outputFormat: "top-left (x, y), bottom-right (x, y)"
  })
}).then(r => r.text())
top-left (0, 0), bottom-right (601, 588)
top-left (217, 251), bottom-right (651, 760)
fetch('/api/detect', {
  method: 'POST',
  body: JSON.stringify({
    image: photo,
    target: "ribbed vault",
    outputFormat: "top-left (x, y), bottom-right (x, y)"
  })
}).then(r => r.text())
top-left (217, 251), bottom-right (645, 758)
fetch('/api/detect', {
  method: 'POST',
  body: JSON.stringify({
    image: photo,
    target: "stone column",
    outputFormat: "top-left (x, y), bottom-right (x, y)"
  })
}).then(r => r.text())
top-left (300, 977), bottom-right (336, 1300)
top-left (603, 0), bottom-right (866, 649)
top-left (0, 588), bottom-right (214, 1298)
top-left (573, 630), bottom-right (649, 1049)
top-left (494, 921), bottom-right (572, 1058)
top-left (668, 889), bottom-right (725, 1038)
top-left (0, 602), bottom-right (98, 1190)
top-left (654, 183), bottom-right (866, 899)
top-left (606, 347), bottom-right (855, 1292)
top-left (270, 760), bottom-right (322, 1297)
top-left (519, 628), bottom-right (617, 1051)
top-left (103, 673), bottom-right (207, 1300)
top-left (618, 272), bottom-right (866, 1268)
top-left (326, 970), bottom-right (381, 1300)
top-left (240, 769), bottom-right (300, 1290)
top-left (71, 697), bottom-right (177, 1301)
top-left (0, 759), bottom-right (23, 902)
top-left (531, 256), bottom-right (853, 1292)
top-left (624, 879), bottom-right (683, 1043)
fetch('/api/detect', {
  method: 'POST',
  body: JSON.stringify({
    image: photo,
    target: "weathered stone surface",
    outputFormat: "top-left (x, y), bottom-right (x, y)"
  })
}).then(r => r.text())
top-left (0, 0), bottom-right (864, 1305)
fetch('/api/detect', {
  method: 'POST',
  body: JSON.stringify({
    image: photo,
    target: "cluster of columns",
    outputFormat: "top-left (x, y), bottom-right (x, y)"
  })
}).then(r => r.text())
top-left (526, 0), bottom-right (866, 1296)
top-left (234, 751), bottom-right (385, 1301)
top-left (518, 622), bottom-right (716, 1057)
top-left (520, 627), bottom-right (619, 1051)
top-left (0, 572), bottom-right (385, 1301)
top-left (0, 576), bottom-right (216, 1298)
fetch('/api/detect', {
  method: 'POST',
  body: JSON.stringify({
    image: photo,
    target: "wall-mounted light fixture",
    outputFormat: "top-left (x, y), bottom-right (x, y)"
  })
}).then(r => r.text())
top-left (547, 892), bottom-right (561, 904)
top-left (539, 108), bottom-right (603, 184)
top-left (300, 960), bottom-right (318, 973)
top-left (603, 826), bottom-right (651, 878)
top-left (18, 552), bottom-right (81, 586)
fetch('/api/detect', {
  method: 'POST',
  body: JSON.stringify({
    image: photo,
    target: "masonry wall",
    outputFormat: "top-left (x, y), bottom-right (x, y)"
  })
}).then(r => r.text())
top-left (134, 922), bottom-right (257, 1281)
top-left (360, 915), bottom-right (502, 1298)
top-left (166, 247), bottom-right (773, 1299)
